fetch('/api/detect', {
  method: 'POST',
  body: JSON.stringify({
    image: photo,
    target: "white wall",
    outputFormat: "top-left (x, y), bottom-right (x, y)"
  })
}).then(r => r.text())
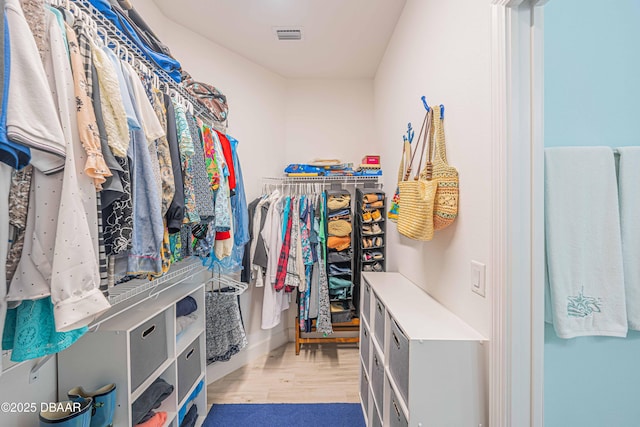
top-left (284, 79), bottom-right (375, 166)
top-left (374, 0), bottom-right (492, 420)
top-left (375, 0), bottom-right (492, 339)
top-left (135, 0), bottom-right (287, 201)
top-left (0, 357), bottom-right (57, 426)
top-left (134, 0), bottom-right (291, 381)
top-left (135, 0), bottom-right (380, 379)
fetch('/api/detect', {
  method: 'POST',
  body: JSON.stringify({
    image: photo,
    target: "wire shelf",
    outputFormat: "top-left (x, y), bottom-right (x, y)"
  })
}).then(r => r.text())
top-left (107, 258), bottom-right (206, 305)
top-left (71, 0), bottom-right (217, 124)
top-left (263, 175), bottom-right (380, 182)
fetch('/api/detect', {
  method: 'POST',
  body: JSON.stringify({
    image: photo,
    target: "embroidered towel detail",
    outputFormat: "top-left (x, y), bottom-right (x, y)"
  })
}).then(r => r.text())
top-left (545, 147), bottom-right (627, 338)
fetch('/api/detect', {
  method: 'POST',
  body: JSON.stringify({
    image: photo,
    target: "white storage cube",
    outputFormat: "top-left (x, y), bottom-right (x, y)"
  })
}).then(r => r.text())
top-left (359, 273), bottom-right (486, 427)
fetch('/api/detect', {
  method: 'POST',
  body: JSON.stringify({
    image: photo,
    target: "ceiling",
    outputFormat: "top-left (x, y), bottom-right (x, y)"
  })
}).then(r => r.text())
top-left (151, 0), bottom-right (407, 78)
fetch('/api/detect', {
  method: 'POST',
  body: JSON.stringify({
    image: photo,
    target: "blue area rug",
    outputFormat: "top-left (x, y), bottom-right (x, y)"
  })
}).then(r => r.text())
top-left (203, 403), bottom-right (365, 427)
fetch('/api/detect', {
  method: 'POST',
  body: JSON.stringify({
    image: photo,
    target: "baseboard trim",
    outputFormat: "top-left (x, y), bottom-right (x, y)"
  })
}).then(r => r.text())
top-left (205, 328), bottom-right (290, 384)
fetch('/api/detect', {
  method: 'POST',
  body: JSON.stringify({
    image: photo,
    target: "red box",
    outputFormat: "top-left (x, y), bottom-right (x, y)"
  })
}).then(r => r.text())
top-left (362, 155), bottom-right (380, 165)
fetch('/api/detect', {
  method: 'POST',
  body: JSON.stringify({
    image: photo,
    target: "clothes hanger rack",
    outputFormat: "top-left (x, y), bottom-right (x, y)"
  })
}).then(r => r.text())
top-left (206, 270), bottom-right (248, 296)
top-left (67, 0), bottom-right (218, 125)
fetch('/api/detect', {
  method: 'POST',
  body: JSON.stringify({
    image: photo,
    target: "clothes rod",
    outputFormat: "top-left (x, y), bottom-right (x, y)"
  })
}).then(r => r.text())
top-left (70, 0), bottom-right (217, 125)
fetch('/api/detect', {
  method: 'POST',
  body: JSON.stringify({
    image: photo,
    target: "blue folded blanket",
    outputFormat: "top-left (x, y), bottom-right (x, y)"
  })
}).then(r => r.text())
top-left (176, 296), bottom-right (198, 317)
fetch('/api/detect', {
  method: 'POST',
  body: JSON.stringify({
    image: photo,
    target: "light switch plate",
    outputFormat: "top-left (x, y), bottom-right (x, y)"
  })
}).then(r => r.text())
top-left (471, 261), bottom-right (486, 297)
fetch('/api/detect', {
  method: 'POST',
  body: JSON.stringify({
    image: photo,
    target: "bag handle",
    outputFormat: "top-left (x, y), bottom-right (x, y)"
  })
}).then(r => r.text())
top-left (418, 109), bottom-right (435, 180)
top-left (397, 139), bottom-right (410, 184)
top-left (403, 109), bottom-right (433, 181)
top-left (432, 105), bottom-right (448, 166)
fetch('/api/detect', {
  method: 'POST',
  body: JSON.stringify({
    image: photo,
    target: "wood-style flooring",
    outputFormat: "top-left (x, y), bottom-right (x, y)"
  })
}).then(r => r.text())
top-left (207, 342), bottom-right (361, 404)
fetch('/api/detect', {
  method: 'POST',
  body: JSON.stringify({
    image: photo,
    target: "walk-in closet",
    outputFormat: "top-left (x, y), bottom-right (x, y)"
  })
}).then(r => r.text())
top-left (0, 0), bottom-right (503, 426)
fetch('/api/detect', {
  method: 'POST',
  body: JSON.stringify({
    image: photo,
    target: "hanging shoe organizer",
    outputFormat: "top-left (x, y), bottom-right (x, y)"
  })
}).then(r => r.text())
top-left (325, 188), bottom-right (356, 324)
top-left (354, 188), bottom-right (387, 316)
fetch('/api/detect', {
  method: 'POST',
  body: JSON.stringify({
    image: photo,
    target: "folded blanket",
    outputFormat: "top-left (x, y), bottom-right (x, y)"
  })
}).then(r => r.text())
top-left (176, 313), bottom-right (198, 335)
top-left (327, 236), bottom-right (351, 251)
top-left (176, 296), bottom-right (197, 317)
top-left (132, 378), bottom-right (174, 425)
top-left (545, 147), bottom-right (627, 338)
top-left (136, 411), bottom-right (167, 427)
top-left (180, 404), bottom-right (198, 427)
top-left (328, 220), bottom-right (352, 237)
top-left (178, 380), bottom-right (203, 425)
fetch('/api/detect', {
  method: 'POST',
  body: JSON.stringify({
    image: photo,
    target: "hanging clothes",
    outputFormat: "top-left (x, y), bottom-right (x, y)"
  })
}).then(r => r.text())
top-left (120, 61), bottom-right (164, 275)
top-left (4, 6), bottom-right (109, 361)
top-left (205, 291), bottom-right (248, 364)
top-left (163, 93), bottom-right (185, 234)
top-left (172, 98), bottom-right (199, 224)
top-left (260, 191), bottom-right (290, 330)
top-left (186, 113), bottom-right (214, 221)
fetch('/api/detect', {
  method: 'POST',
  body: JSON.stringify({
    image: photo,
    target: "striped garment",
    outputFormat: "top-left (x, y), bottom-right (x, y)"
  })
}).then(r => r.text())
top-left (74, 22), bottom-right (108, 294)
top-left (274, 204), bottom-right (293, 292)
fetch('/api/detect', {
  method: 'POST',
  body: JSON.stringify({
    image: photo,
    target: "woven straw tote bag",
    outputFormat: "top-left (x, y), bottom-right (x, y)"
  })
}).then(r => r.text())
top-left (388, 136), bottom-right (411, 222)
top-left (398, 109), bottom-right (437, 241)
top-left (421, 105), bottom-right (459, 230)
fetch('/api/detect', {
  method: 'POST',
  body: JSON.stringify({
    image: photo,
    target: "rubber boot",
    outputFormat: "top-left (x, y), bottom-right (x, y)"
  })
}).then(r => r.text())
top-left (39, 398), bottom-right (92, 427)
top-left (68, 384), bottom-right (116, 427)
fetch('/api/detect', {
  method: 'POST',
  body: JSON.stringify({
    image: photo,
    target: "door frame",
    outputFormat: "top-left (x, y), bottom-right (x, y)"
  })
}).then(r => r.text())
top-left (489, 1), bottom-right (548, 426)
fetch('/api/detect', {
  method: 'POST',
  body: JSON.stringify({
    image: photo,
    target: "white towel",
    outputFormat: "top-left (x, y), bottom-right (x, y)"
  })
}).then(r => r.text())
top-left (617, 147), bottom-right (640, 330)
top-left (545, 147), bottom-right (627, 338)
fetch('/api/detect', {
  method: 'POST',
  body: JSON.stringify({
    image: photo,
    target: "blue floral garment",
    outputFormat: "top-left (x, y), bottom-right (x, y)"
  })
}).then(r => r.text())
top-left (2, 298), bottom-right (87, 362)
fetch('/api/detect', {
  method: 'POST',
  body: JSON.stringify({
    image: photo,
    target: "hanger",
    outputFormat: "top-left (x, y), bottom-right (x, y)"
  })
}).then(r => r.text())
top-left (207, 273), bottom-right (248, 296)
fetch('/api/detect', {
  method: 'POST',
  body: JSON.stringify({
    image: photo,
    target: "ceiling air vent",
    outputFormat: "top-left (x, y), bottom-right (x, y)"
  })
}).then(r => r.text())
top-left (274, 27), bottom-right (302, 41)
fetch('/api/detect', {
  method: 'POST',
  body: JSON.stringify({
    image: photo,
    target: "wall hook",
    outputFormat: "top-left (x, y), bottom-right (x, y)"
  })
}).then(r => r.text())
top-left (406, 122), bottom-right (414, 143)
top-left (421, 96), bottom-right (430, 112)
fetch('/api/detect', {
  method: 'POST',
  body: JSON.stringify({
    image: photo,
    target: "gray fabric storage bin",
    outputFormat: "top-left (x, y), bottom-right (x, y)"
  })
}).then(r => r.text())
top-left (388, 380), bottom-right (409, 427)
top-left (362, 281), bottom-right (372, 324)
top-left (360, 364), bottom-right (369, 416)
top-left (130, 311), bottom-right (168, 391)
top-left (371, 347), bottom-right (384, 411)
top-left (373, 295), bottom-right (385, 347)
top-left (177, 337), bottom-right (202, 403)
top-left (360, 324), bottom-right (370, 370)
top-left (372, 403), bottom-right (383, 427)
top-left (389, 317), bottom-right (410, 403)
